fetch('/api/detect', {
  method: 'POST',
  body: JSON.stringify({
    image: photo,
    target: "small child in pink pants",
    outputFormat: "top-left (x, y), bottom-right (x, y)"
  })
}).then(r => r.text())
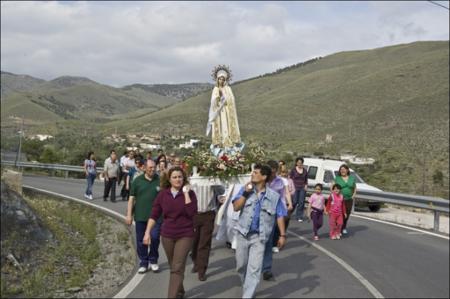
top-left (325, 184), bottom-right (347, 240)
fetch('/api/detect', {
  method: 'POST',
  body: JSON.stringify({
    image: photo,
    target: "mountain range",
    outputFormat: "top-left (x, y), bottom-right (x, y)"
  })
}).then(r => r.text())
top-left (0, 72), bottom-right (212, 124)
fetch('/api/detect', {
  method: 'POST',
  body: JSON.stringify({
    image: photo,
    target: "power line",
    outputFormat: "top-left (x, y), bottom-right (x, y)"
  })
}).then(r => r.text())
top-left (428, 1), bottom-right (450, 10)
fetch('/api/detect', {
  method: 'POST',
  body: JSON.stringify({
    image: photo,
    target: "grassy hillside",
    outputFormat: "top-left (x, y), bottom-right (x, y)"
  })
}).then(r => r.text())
top-left (1, 93), bottom-right (63, 123)
top-left (107, 41), bottom-right (449, 197)
top-left (111, 41), bottom-right (448, 139)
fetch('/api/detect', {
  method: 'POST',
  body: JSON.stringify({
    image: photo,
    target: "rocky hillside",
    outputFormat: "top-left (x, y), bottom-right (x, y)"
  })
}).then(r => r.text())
top-left (122, 82), bottom-right (213, 101)
top-left (1, 181), bottom-right (54, 263)
top-left (0, 181), bottom-right (135, 298)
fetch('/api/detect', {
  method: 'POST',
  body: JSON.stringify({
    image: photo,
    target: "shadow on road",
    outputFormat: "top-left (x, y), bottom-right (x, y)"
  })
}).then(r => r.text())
top-left (288, 220), bottom-right (369, 240)
top-left (187, 246), bottom-right (240, 298)
top-left (256, 238), bottom-right (320, 298)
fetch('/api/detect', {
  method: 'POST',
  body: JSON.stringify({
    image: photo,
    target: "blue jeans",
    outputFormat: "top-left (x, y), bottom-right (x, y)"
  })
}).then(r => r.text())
top-left (135, 220), bottom-right (162, 267)
top-left (293, 188), bottom-right (307, 220)
top-left (262, 223), bottom-right (276, 273)
top-left (85, 173), bottom-right (96, 196)
top-left (236, 233), bottom-right (266, 299)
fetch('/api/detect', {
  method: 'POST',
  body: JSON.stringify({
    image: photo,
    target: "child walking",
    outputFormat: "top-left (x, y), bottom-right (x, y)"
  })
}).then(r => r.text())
top-left (307, 184), bottom-right (326, 241)
top-left (325, 184), bottom-right (347, 240)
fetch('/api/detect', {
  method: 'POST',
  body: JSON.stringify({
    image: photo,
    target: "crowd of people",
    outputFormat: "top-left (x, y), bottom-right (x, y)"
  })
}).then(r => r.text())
top-left (82, 150), bottom-right (357, 298)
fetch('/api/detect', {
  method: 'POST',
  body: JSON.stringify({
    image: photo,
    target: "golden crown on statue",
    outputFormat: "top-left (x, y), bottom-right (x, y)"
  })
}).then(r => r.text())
top-left (211, 65), bottom-right (233, 83)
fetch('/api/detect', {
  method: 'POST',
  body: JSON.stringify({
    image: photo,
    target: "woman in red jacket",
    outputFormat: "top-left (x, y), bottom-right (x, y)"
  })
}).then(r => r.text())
top-left (143, 167), bottom-right (198, 298)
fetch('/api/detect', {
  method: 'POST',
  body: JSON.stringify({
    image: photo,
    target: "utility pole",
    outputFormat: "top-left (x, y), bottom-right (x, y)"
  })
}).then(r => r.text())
top-left (15, 117), bottom-right (24, 168)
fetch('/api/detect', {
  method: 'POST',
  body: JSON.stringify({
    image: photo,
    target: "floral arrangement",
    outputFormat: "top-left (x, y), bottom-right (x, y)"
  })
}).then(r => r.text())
top-left (185, 142), bottom-right (267, 181)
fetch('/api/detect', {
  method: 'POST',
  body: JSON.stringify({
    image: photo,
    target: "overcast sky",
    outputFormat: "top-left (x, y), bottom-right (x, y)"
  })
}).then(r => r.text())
top-left (1, 1), bottom-right (448, 87)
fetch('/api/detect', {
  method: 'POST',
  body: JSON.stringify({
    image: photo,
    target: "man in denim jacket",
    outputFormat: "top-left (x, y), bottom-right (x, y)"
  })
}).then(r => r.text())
top-left (232, 163), bottom-right (287, 298)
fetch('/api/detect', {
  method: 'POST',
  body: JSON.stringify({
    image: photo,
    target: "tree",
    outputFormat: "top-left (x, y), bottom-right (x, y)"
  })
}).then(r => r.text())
top-left (39, 146), bottom-right (61, 163)
top-left (22, 139), bottom-right (45, 161)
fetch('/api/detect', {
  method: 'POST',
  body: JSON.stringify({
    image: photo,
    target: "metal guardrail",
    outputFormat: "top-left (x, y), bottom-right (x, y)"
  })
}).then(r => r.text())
top-left (2, 160), bottom-right (449, 232)
top-left (1, 160), bottom-right (104, 177)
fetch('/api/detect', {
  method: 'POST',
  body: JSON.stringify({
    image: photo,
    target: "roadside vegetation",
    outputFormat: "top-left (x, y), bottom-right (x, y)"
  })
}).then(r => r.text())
top-left (1, 193), bottom-right (134, 298)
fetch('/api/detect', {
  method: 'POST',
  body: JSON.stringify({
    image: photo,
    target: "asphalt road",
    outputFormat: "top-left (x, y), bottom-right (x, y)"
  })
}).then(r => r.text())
top-left (22, 175), bottom-right (449, 298)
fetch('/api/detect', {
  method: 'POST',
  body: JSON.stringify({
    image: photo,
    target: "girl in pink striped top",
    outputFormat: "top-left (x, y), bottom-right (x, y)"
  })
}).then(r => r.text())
top-left (307, 184), bottom-right (326, 240)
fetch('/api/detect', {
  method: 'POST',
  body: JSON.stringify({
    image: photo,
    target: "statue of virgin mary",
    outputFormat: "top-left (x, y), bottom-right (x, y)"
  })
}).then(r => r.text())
top-left (206, 65), bottom-right (244, 156)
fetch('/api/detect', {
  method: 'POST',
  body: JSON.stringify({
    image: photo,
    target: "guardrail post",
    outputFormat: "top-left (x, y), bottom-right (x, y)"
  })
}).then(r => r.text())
top-left (433, 211), bottom-right (440, 232)
top-left (65, 171), bottom-right (69, 179)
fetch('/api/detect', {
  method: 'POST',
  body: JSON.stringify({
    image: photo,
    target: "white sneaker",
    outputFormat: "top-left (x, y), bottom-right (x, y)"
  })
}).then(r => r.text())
top-left (84, 194), bottom-right (89, 199)
top-left (149, 263), bottom-right (159, 272)
top-left (138, 266), bottom-right (147, 274)
top-left (272, 247), bottom-right (279, 253)
top-left (342, 229), bottom-right (348, 235)
top-left (231, 237), bottom-right (237, 250)
top-left (89, 195), bottom-right (93, 200)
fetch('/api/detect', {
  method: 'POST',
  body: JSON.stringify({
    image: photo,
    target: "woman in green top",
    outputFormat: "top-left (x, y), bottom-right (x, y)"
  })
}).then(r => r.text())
top-left (333, 164), bottom-right (356, 235)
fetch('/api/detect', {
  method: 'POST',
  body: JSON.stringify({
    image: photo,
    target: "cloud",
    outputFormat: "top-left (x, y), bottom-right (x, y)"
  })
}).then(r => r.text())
top-left (1, 1), bottom-right (448, 86)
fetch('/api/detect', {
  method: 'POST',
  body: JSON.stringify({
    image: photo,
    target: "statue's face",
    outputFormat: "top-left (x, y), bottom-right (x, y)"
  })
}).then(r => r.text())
top-left (218, 76), bottom-right (225, 86)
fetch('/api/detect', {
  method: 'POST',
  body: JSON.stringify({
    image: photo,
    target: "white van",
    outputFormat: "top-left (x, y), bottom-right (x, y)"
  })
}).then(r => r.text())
top-left (302, 157), bottom-right (383, 212)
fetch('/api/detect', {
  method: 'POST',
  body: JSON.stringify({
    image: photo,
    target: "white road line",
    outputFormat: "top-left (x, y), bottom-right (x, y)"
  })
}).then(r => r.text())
top-left (23, 185), bottom-right (125, 219)
top-left (352, 214), bottom-right (449, 240)
top-left (113, 274), bottom-right (145, 299)
top-left (288, 230), bottom-right (384, 299)
top-left (23, 185), bottom-right (144, 299)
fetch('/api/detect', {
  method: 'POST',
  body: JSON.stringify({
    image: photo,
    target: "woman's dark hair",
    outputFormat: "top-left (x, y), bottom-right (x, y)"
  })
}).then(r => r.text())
top-left (161, 166), bottom-right (189, 189)
top-left (254, 163), bottom-right (272, 183)
top-left (267, 160), bottom-right (279, 172)
top-left (339, 164), bottom-right (350, 176)
top-left (87, 151), bottom-right (94, 159)
top-left (315, 183), bottom-right (323, 190)
top-left (332, 184), bottom-right (342, 190)
top-left (156, 154), bottom-right (167, 165)
top-left (295, 157), bottom-right (304, 164)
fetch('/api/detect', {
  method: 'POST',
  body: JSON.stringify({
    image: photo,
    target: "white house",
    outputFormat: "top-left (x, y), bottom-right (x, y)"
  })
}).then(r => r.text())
top-left (139, 143), bottom-right (161, 150)
top-left (29, 134), bottom-right (53, 141)
top-left (179, 139), bottom-right (199, 149)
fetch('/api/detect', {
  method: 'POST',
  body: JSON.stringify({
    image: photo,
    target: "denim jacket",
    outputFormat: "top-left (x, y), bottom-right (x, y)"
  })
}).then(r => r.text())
top-left (235, 186), bottom-right (280, 243)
